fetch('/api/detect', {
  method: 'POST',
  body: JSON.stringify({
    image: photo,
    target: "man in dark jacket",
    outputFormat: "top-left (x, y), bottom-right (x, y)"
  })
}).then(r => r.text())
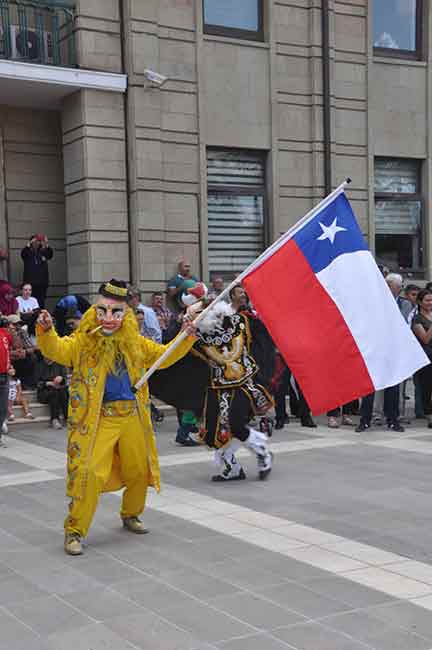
top-left (21, 234), bottom-right (53, 308)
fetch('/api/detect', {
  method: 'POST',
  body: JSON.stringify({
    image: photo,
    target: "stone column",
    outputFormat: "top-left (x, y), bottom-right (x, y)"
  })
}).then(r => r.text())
top-left (62, 89), bottom-right (129, 299)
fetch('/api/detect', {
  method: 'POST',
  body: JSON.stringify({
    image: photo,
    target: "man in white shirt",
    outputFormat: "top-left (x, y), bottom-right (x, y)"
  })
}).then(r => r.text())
top-left (17, 283), bottom-right (39, 314)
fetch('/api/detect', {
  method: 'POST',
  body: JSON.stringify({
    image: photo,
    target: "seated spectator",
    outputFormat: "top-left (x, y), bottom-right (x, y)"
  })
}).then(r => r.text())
top-left (7, 366), bottom-right (34, 421)
top-left (0, 283), bottom-right (19, 317)
top-left (17, 283), bottom-right (39, 314)
top-left (150, 291), bottom-right (174, 337)
top-left (8, 315), bottom-right (37, 389)
top-left (54, 294), bottom-right (90, 336)
top-left (412, 288), bottom-right (432, 429)
top-left (17, 283), bottom-right (41, 337)
top-left (64, 309), bottom-right (82, 336)
top-left (167, 259), bottom-right (199, 311)
top-left (37, 357), bottom-right (68, 429)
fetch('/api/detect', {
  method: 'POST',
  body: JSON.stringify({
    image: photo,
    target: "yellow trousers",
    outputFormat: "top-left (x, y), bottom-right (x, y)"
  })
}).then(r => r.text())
top-left (65, 409), bottom-right (149, 537)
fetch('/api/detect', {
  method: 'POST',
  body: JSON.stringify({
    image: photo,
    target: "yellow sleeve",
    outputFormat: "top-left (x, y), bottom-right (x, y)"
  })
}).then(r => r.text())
top-left (141, 332), bottom-right (196, 370)
top-left (36, 325), bottom-right (78, 368)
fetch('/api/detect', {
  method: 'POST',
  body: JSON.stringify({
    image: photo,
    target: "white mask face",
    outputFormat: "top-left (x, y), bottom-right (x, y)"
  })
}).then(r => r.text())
top-left (95, 298), bottom-right (126, 335)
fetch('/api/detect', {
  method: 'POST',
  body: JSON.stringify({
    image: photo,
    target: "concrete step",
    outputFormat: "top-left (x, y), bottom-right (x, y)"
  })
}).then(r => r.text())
top-left (11, 402), bottom-right (50, 419)
top-left (7, 415), bottom-right (51, 426)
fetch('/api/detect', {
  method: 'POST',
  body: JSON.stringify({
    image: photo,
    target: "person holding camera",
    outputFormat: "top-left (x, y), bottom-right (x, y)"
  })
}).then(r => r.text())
top-left (21, 234), bottom-right (53, 308)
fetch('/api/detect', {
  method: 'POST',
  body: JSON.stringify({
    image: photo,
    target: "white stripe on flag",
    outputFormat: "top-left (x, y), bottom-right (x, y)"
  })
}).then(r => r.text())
top-left (316, 250), bottom-right (429, 389)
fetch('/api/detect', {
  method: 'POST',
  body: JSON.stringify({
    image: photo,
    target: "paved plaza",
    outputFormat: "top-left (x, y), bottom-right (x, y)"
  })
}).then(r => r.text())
top-left (2, 414), bottom-right (432, 649)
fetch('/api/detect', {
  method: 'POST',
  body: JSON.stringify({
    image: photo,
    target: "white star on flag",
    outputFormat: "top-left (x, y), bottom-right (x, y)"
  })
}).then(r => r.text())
top-left (317, 217), bottom-right (347, 244)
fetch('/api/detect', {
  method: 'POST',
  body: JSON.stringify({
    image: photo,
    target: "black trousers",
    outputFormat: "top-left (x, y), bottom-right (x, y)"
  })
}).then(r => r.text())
top-left (360, 385), bottom-right (400, 425)
top-left (0, 374), bottom-right (9, 429)
top-left (43, 388), bottom-right (68, 421)
top-left (31, 284), bottom-right (48, 309)
top-left (414, 364), bottom-right (432, 416)
top-left (274, 368), bottom-right (311, 421)
top-left (14, 357), bottom-right (35, 389)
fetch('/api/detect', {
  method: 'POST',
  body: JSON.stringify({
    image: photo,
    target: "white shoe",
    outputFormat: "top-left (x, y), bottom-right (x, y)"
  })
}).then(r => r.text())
top-left (25, 412), bottom-right (35, 420)
top-left (212, 441), bottom-right (246, 482)
top-left (245, 428), bottom-right (273, 480)
top-left (1, 422), bottom-right (8, 435)
top-left (51, 418), bottom-right (62, 430)
top-left (7, 414), bottom-right (15, 422)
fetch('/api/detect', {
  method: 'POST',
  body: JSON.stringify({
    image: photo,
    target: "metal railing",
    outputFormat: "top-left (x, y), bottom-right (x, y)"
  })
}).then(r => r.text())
top-left (0, 0), bottom-right (75, 67)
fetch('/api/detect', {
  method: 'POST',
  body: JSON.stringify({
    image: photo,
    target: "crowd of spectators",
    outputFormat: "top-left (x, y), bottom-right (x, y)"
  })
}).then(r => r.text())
top-left (0, 246), bottom-right (431, 447)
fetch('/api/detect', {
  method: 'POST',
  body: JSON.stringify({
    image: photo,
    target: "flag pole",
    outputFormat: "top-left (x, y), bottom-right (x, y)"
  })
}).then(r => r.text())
top-left (133, 177), bottom-right (351, 391)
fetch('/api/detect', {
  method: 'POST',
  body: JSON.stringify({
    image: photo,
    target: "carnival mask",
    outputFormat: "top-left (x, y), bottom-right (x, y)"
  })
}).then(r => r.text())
top-left (95, 298), bottom-right (126, 335)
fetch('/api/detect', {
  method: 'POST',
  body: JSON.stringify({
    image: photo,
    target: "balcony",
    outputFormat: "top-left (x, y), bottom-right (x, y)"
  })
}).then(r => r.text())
top-left (0, 0), bottom-right (126, 109)
top-left (0, 0), bottom-right (75, 67)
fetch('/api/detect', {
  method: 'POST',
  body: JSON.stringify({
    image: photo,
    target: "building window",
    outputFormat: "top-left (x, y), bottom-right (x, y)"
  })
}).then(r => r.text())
top-left (374, 158), bottom-right (423, 273)
top-left (207, 149), bottom-right (266, 279)
top-left (373, 0), bottom-right (423, 59)
top-left (203, 0), bottom-right (264, 41)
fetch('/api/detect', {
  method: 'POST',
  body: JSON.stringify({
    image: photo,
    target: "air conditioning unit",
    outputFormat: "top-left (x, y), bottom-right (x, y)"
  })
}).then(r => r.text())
top-left (9, 25), bottom-right (53, 64)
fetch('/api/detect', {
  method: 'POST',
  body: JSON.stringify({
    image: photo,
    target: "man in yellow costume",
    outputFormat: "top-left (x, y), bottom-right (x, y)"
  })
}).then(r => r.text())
top-left (36, 279), bottom-right (196, 556)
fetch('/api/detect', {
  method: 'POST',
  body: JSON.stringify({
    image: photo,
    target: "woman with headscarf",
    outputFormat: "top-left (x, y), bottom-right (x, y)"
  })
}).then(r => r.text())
top-left (0, 284), bottom-right (19, 317)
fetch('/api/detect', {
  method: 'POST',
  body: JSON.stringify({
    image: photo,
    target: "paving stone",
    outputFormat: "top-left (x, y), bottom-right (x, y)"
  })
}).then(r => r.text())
top-left (324, 610), bottom-right (432, 650)
top-left (61, 587), bottom-right (145, 622)
top-left (113, 575), bottom-right (199, 612)
top-left (106, 610), bottom-right (207, 650)
top-left (368, 600), bottom-right (432, 641)
top-left (71, 554), bottom-right (147, 585)
top-left (272, 621), bottom-right (374, 650)
top-left (0, 609), bottom-right (50, 650)
top-left (256, 581), bottom-right (352, 619)
top-left (161, 601), bottom-right (258, 644)
top-left (217, 633), bottom-right (295, 649)
top-left (6, 594), bottom-right (94, 637)
top-left (208, 592), bottom-right (307, 630)
top-left (46, 622), bottom-right (136, 650)
top-left (0, 574), bottom-right (48, 606)
top-left (161, 566), bottom-right (242, 600)
top-left (305, 574), bottom-right (397, 608)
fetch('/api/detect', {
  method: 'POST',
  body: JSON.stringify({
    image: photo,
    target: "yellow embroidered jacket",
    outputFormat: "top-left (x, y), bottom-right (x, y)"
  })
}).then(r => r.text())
top-left (36, 312), bottom-right (195, 502)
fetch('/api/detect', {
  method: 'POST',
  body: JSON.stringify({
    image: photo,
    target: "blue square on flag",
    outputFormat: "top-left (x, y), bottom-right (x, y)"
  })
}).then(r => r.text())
top-left (294, 194), bottom-right (368, 273)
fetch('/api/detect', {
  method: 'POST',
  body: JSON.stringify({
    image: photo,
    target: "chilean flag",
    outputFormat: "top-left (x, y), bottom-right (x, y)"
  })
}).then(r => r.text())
top-left (243, 191), bottom-right (429, 414)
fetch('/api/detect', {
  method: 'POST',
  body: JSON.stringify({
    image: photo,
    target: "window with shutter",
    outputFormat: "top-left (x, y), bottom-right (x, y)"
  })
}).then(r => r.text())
top-left (374, 158), bottom-right (423, 273)
top-left (207, 149), bottom-right (266, 279)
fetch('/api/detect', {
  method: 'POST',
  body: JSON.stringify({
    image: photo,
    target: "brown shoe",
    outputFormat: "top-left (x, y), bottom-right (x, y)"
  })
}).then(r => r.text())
top-left (122, 516), bottom-right (149, 535)
top-left (64, 533), bottom-right (83, 556)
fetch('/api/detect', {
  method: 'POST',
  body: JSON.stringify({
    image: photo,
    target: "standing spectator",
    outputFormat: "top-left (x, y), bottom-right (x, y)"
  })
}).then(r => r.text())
top-left (0, 283), bottom-right (19, 317)
top-left (21, 234), bottom-right (53, 308)
top-left (412, 288), bottom-right (432, 428)
top-left (54, 294), bottom-right (90, 336)
top-left (150, 292), bottom-right (174, 338)
top-left (209, 275), bottom-right (229, 302)
top-left (16, 283), bottom-right (39, 314)
top-left (127, 287), bottom-right (162, 343)
top-left (37, 358), bottom-right (68, 429)
top-left (167, 260), bottom-right (199, 311)
top-left (327, 405), bottom-right (354, 428)
top-left (0, 323), bottom-right (12, 443)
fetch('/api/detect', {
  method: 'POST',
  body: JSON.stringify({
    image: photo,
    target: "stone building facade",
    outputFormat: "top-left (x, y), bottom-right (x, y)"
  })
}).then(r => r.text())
top-left (0, 0), bottom-right (429, 304)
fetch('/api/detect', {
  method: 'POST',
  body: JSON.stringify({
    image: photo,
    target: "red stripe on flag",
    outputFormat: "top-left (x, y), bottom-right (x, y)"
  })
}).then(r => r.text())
top-left (243, 239), bottom-right (374, 414)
